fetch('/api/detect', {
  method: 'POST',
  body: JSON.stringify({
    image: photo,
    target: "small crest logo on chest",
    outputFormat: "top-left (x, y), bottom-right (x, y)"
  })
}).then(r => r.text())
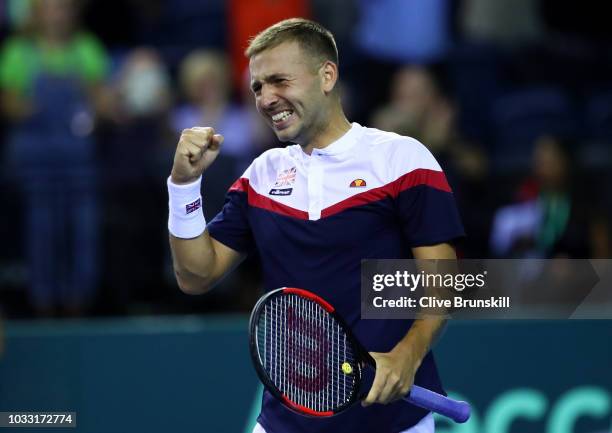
top-left (349, 178), bottom-right (367, 188)
top-left (274, 166), bottom-right (297, 187)
top-left (270, 166), bottom-right (296, 196)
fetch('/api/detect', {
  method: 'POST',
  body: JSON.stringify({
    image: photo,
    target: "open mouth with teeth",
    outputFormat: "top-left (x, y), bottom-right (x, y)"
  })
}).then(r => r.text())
top-left (271, 110), bottom-right (295, 129)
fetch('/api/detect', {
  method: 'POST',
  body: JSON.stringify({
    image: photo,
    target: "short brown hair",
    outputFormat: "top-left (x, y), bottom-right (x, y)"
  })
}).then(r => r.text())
top-left (245, 18), bottom-right (338, 68)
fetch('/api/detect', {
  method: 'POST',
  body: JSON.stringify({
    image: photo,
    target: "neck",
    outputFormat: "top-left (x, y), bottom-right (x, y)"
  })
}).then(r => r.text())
top-left (302, 107), bottom-right (351, 155)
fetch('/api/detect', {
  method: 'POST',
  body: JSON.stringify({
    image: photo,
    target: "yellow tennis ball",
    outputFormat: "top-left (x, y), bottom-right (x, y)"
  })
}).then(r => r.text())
top-left (341, 362), bottom-right (353, 374)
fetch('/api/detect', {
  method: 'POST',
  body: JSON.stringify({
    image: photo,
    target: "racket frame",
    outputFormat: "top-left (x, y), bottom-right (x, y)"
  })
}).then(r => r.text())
top-left (249, 287), bottom-right (370, 417)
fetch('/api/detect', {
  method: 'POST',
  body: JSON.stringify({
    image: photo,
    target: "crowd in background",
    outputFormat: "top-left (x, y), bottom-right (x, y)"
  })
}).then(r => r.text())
top-left (0, 0), bottom-right (611, 318)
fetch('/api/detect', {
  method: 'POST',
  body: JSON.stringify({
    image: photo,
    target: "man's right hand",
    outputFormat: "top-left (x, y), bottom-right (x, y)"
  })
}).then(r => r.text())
top-left (171, 127), bottom-right (224, 184)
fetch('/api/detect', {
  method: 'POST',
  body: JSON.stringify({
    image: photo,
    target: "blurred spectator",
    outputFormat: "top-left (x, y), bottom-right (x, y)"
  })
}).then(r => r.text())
top-left (490, 135), bottom-right (608, 258)
top-left (95, 48), bottom-right (173, 311)
top-left (371, 66), bottom-right (453, 154)
top-left (101, 47), bottom-right (173, 184)
top-left (0, 0), bottom-right (111, 315)
top-left (116, 48), bottom-right (171, 121)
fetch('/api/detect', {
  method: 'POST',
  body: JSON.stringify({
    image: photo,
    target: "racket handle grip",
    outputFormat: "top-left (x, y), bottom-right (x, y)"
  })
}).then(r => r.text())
top-left (404, 385), bottom-right (471, 423)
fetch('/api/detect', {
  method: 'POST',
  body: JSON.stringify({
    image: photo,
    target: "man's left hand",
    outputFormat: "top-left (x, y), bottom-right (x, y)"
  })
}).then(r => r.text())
top-left (362, 347), bottom-right (419, 406)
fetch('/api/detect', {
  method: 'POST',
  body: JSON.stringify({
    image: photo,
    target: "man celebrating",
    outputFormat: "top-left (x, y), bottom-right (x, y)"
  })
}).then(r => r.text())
top-left (168, 18), bottom-right (464, 433)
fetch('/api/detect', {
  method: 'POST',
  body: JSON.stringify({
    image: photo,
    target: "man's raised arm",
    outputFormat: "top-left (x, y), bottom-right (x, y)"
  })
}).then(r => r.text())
top-left (168, 127), bottom-right (244, 295)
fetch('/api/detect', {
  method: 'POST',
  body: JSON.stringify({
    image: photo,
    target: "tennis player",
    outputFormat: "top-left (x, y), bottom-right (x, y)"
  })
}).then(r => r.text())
top-left (168, 18), bottom-right (464, 433)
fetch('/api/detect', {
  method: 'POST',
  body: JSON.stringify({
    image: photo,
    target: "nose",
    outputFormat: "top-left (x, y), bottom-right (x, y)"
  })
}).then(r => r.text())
top-left (258, 85), bottom-right (279, 110)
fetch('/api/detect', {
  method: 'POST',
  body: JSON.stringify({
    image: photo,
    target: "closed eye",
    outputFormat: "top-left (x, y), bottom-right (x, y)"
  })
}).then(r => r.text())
top-left (251, 76), bottom-right (291, 95)
top-left (273, 78), bottom-right (292, 87)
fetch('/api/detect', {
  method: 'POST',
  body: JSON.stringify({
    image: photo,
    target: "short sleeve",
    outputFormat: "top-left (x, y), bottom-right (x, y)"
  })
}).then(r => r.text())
top-left (393, 141), bottom-right (465, 247)
top-left (207, 176), bottom-right (254, 254)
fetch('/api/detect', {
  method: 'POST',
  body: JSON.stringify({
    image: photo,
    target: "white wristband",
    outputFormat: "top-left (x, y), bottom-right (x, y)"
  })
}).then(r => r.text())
top-left (167, 176), bottom-right (206, 238)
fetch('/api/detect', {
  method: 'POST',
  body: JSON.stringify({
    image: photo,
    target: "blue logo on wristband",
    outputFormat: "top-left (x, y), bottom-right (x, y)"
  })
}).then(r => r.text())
top-left (185, 198), bottom-right (201, 214)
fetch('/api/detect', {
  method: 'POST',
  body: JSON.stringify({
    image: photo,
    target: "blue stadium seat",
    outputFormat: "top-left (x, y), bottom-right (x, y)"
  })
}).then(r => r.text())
top-left (578, 91), bottom-right (612, 169)
top-left (585, 91), bottom-right (612, 141)
top-left (155, 0), bottom-right (227, 69)
top-left (491, 86), bottom-right (577, 172)
top-left (448, 42), bottom-right (506, 144)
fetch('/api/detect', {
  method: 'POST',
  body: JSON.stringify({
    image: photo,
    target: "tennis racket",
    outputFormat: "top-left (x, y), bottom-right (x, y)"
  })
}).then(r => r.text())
top-left (249, 287), bottom-right (471, 423)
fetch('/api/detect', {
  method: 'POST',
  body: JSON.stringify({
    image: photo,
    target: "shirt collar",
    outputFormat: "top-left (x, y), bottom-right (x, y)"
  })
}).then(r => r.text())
top-left (290, 122), bottom-right (362, 160)
top-left (311, 122), bottom-right (362, 156)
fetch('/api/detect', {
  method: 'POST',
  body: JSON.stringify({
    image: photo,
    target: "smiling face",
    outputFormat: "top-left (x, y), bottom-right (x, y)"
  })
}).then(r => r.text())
top-left (249, 41), bottom-right (331, 144)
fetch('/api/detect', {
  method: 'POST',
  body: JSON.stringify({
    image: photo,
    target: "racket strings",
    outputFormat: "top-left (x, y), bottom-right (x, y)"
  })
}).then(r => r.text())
top-left (256, 294), bottom-right (357, 412)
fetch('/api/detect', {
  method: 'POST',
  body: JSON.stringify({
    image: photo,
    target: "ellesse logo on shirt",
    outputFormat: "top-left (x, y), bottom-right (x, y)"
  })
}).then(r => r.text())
top-left (269, 188), bottom-right (293, 196)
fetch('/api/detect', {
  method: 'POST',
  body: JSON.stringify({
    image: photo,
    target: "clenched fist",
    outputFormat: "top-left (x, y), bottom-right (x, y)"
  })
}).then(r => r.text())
top-left (171, 127), bottom-right (224, 184)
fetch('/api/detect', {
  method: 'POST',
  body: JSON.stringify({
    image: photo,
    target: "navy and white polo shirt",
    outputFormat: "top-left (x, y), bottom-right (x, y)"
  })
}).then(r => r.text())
top-left (208, 123), bottom-right (464, 433)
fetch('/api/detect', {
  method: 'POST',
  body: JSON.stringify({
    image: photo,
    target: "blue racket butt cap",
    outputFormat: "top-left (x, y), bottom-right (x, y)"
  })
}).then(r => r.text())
top-left (454, 401), bottom-right (471, 423)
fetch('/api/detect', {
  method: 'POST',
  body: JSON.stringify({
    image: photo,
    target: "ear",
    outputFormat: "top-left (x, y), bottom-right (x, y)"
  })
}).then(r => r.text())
top-left (319, 61), bottom-right (338, 95)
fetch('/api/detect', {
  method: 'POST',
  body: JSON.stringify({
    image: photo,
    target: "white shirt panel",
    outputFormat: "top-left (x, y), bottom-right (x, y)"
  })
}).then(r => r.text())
top-left (242, 123), bottom-right (444, 214)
